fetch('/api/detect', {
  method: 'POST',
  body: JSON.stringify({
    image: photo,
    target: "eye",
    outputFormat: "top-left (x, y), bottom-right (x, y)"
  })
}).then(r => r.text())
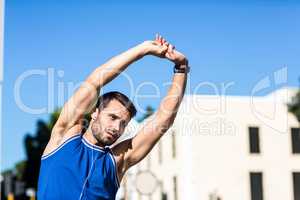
top-left (109, 114), bottom-right (117, 120)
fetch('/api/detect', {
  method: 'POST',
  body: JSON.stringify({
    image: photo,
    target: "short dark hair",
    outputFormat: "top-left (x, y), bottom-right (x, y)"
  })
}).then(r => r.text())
top-left (95, 91), bottom-right (137, 118)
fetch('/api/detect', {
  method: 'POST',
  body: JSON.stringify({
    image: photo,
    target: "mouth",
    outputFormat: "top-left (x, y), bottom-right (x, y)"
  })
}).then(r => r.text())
top-left (106, 131), bottom-right (116, 140)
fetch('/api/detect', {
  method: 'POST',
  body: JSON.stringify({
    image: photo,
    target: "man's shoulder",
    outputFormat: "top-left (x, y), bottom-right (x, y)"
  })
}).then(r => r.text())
top-left (42, 124), bottom-right (83, 158)
top-left (111, 139), bottom-right (132, 156)
top-left (110, 139), bottom-right (133, 167)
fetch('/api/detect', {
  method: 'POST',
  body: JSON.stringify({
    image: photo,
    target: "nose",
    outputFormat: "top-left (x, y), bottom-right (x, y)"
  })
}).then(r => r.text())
top-left (111, 121), bottom-right (121, 134)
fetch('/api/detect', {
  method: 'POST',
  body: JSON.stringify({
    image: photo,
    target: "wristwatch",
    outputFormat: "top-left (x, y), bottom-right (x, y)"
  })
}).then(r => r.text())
top-left (173, 63), bottom-right (190, 73)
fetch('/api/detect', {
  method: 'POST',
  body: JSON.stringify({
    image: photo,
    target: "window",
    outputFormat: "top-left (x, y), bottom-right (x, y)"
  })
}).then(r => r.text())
top-left (291, 128), bottom-right (300, 154)
top-left (172, 132), bottom-right (176, 158)
top-left (173, 176), bottom-right (178, 200)
top-left (161, 192), bottom-right (168, 200)
top-left (250, 172), bottom-right (263, 200)
top-left (249, 127), bottom-right (260, 153)
top-left (293, 172), bottom-right (300, 200)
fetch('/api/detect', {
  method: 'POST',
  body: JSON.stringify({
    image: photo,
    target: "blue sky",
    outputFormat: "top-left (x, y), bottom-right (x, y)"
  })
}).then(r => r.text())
top-left (2, 0), bottom-right (300, 170)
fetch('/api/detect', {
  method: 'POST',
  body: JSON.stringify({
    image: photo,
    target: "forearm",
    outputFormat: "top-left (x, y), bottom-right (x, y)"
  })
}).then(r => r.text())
top-left (86, 43), bottom-right (148, 88)
top-left (156, 70), bottom-right (188, 132)
top-left (53, 43), bottom-right (148, 132)
top-left (124, 71), bottom-right (187, 167)
top-left (116, 35), bottom-right (189, 170)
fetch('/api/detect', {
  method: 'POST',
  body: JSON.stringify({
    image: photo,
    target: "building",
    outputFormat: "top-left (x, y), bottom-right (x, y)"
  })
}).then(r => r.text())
top-left (118, 87), bottom-right (300, 200)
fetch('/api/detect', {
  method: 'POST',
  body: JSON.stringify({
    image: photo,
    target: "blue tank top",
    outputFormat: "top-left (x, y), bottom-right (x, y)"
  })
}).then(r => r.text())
top-left (37, 134), bottom-right (119, 200)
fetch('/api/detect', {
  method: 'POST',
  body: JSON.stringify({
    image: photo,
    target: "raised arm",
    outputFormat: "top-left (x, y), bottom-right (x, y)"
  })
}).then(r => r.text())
top-left (113, 35), bottom-right (188, 174)
top-left (51, 40), bottom-right (169, 141)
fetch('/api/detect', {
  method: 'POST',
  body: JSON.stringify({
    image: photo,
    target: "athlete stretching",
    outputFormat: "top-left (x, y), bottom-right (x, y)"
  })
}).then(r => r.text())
top-left (37, 34), bottom-right (189, 200)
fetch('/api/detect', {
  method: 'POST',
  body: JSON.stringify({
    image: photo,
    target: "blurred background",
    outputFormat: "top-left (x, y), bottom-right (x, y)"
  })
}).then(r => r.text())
top-left (1, 0), bottom-right (300, 199)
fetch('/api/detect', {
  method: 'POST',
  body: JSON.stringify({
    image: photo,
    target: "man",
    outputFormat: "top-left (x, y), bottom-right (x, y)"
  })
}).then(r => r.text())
top-left (37, 34), bottom-right (189, 200)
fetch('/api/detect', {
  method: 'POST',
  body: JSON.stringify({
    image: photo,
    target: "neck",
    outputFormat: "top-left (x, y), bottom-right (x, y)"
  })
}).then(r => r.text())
top-left (83, 125), bottom-right (105, 148)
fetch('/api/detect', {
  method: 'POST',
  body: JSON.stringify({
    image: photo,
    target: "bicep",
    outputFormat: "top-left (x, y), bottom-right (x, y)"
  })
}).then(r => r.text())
top-left (54, 80), bottom-right (99, 135)
top-left (118, 117), bottom-right (166, 168)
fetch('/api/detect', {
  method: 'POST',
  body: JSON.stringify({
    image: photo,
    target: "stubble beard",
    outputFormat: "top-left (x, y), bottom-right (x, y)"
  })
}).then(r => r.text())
top-left (91, 123), bottom-right (114, 146)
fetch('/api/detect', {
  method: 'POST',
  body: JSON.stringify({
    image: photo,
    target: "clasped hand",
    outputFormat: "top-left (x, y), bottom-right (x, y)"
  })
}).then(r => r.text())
top-left (142, 34), bottom-right (188, 66)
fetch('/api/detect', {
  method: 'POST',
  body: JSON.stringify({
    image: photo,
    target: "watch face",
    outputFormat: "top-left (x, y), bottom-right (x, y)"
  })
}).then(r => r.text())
top-left (174, 66), bottom-right (188, 73)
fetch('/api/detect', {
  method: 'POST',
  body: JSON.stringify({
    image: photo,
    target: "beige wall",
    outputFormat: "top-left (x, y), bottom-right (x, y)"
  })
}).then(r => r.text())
top-left (118, 88), bottom-right (300, 200)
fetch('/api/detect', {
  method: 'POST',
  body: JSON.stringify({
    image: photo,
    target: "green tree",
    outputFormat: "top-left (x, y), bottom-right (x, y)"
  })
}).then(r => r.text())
top-left (138, 106), bottom-right (155, 123)
top-left (23, 119), bottom-right (51, 189)
top-left (22, 108), bottom-right (61, 189)
top-left (288, 89), bottom-right (300, 124)
top-left (14, 160), bottom-right (26, 181)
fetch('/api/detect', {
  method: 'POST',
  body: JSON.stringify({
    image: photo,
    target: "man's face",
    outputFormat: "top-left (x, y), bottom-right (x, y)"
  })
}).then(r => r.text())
top-left (91, 99), bottom-right (131, 146)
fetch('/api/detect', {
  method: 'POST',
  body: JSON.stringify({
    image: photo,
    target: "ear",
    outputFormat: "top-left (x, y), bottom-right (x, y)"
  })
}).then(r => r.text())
top-left (91, 108), bottom-right (99, 120)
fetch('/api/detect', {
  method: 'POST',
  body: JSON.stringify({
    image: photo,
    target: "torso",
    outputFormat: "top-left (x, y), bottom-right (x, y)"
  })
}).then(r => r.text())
top-left (38, 133), bottom-right (120, 200)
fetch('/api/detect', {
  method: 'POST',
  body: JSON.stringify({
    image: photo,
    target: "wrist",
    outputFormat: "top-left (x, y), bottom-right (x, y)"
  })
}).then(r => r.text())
top-left (174, 59), bottom-right (188, 69)
top-left (174, 62), bottom-right (190, 74)
top-left (135, 43), bottom-right (149, 58)
top-left (138, 42), bottom-right (153, 56)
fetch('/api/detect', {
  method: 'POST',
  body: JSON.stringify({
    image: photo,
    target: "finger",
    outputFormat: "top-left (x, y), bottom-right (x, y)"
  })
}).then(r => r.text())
top-left (167, 43), bottom-right (172, 53)
top-left (158, 35), bottom-right (163, 45)
top-left (162, 37), bottom-right (168, 46)
top-left (162, 42), bottom-right (168, 49)
top-left (165, 52), bottom-right (170, 58)
top-left (162, 44), bottom-right (168, 53)
top-left (166, 51), bottom-right (174, 59)
top-left (169, 44), bottom-right (174, 53)
top-left (155, 33), bottom-right (159, 42)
